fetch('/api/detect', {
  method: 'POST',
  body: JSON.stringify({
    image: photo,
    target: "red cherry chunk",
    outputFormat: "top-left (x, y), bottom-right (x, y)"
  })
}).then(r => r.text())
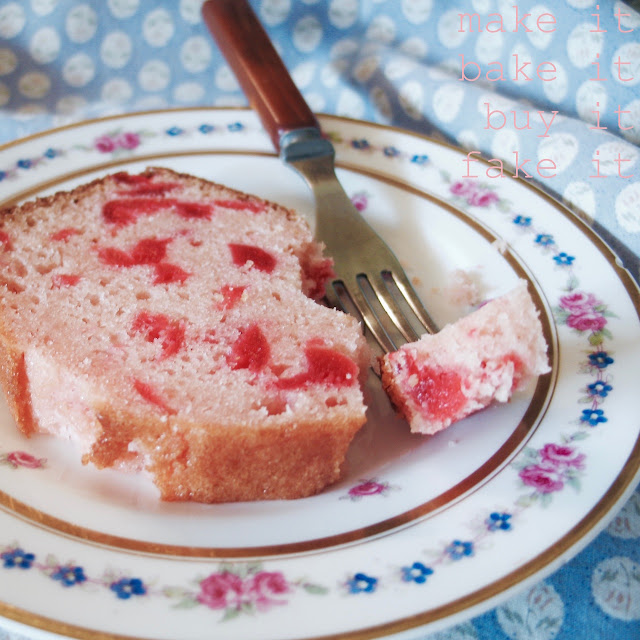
top-left (133, 378), bottom-right (175, 414)
top-left (51, 274), bottom-right (81, 288)
top-left (404, 358), bottom-right (467, 423)
top-left (113, 172), bottom-right (181, 196)
top-left (98, 246), bottom-right (134, 267)
top-left (215, 285), bottom-right (246, 310)
top-left (103, 198), bottom-right (171, 226)
top-left (228, 243), bottom-right (276, 273)
top-left (153, 263), bottom-right (191, 285)
top-left (98, 237), bottom-right (170, 267)
top-left (50, 227), bottom-right (80, 242)
top-left (131, 238), bottom-right (171, 264)
top-left (0, 231), bottom-right (12, 251)
top-left (504, 353), bottom-right (524, 391)
top-left (131, 311), bottom-right (185, 358)
top-left (103, 196), bottom-right (213, 226)
top-left (276, 345), bottom-right (358, 389)
top-left (174, 202), bottom-right (213, 220)
top-left (303, 257), bottom-right (335, 299)
top-left (98, 238), bottom-right (190, 285)
top-left (227, 324), bottom-right (271, 372)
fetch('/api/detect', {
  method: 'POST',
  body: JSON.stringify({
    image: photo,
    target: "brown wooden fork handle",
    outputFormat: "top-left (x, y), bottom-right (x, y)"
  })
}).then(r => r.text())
top-left (201, 0), bottom-right (320, 152)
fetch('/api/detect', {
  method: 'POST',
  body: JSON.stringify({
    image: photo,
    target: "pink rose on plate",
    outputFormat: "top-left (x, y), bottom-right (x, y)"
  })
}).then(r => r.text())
top-left (197, 571), bottom-right (244, 610)
top-left (519, 463), bottom-right (564, 494)
top-left (6, 451), bottom-right (45, 469)
top-left (566, 310), bottom-right (607, 332)
top-left (559, 291), bottom-right (599, 314)
top-left (246, 571), bottom-right (291, 611)
top-left (94, 135), bottom-right (117, 153)
top-left (350, 192), bottom-right (368, 212)
top-left (115, 132), bottom-right (140, 150)
top-left (450, 180), bottom-right (475, 196)
top-left (467, 189), bottom-right (499, 207)
top-left (539, 443), bottom-right (585, 469)
top-left (348, 480), bottom-right (387, 498)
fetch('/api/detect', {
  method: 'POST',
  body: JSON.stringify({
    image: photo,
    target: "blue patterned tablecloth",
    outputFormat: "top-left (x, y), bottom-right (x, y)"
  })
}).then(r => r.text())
top-left (0, 2), bottom-right (639, 639)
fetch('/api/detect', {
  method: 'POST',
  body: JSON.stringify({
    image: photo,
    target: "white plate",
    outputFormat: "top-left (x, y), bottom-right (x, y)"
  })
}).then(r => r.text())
top-left (0, 108), bottom-right (638, 640)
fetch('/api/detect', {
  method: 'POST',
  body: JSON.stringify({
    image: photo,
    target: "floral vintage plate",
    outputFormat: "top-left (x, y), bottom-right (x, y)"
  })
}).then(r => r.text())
top-left (0, 108), bottom-right (639, 640)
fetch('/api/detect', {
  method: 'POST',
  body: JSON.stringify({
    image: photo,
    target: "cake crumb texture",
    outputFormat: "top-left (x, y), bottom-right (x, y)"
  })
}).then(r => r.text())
top-left (0, 168), bottom-right (370, 502)
top-left (380, 282), bottom-right (550, 435)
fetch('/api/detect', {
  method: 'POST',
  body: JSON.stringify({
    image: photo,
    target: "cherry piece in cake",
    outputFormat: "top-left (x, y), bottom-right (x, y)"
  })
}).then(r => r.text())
top-left (381, 282), bottom-right (549, 435)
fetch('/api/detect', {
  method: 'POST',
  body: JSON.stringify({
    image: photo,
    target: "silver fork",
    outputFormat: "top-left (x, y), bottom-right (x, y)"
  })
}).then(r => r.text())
top-left (202, 0), bottom-right (438, 353)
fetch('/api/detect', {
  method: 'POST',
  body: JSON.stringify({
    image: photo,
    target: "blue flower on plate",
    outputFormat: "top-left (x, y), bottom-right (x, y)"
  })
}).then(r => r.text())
top-left (534, 233), bottom-right (554, 246)
top-left (580, 408), bottom-right (608, 427)
top-left (401, 562), bottom-right (433, 584)
top-left (110, 577), bottom-right (147, 600)
top-left (411, 154), bottom-right (428, 165)
top-left (588, 351), bottom-right (614, 369)
top-left (227, 122), bottom-right (244, 132)
top-left (351, 139), bottom-right (370, 150)
top-left (166, 126), bottom-right (183, 136)
top-left (198, 124), bottom-right (215, 134)
top-left (0, 171), bottom-right (6, 182)
top-left (553, 252), bottom-right (575, 266)
top-left (383, 146), bottom-right (399, 157)
top-left (587, 381), bottom-right (612, 398)
top-left (513, 215), bottom-right (531, 227)
top-left (445, 540), bottom-right (474, 560)
top-left (17, 159), bottom-right (33, 169)
top-left (44, 148), bottom-right (58, 159)
top-left (486, 512), bottom-right (512, 531)
top-left (51, 565), bottom-right (87, 587)
top-left (1, 548), bottom-right (35, 569)
top-left (347, 572), bottom-right (378, 594)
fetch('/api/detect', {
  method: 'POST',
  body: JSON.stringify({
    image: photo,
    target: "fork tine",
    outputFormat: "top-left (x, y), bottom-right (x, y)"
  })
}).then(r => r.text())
top-left (326, 279), bottom-right (398, 353)
top-left (365, 272), bottom-right (422, 344)
top-left (325, 266), bottom-right (438, 355)
top-left (325, 281), bottom-right (387, 361)
top-left (348, 280), bottom-right (401, 353)
top-left (387, 268), bottom-right (439, 335)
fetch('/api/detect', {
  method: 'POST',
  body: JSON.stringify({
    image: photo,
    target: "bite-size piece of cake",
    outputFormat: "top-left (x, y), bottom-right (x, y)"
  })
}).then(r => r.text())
top-left (380, 282), bottom-right (550, 434)
top-left (0, 168), bottom-right (370, 502)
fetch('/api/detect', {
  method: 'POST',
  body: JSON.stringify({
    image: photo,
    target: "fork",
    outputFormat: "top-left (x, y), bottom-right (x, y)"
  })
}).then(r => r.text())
top-left (202, 0), bottom-right (438, 353)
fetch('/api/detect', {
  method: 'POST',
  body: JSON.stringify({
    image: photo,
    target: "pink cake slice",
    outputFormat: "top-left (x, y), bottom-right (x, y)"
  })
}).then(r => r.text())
top-left (380, 282), bottom-right (550, 434)
top-left (0, 168), bottom-right (370, 502)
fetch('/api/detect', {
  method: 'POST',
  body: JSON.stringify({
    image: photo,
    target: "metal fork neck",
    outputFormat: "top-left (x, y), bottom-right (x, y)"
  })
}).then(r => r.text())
top-left (279, 128), bottom-right (335, 163)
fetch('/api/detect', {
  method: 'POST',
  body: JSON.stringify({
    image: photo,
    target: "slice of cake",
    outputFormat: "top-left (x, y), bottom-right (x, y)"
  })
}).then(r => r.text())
top-left (0, 168), bottom-right (370, 502)
top-left (380, 282), bottom-right (550, 434)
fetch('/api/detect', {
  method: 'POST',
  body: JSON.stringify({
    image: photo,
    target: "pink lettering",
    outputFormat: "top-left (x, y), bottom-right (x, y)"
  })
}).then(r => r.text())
top-left (590, 53), bottom-right (606, 81)
top-left (613, 56), bottom-right (633, 82)
top-left (536, 12), bottom-right (556, 32)
top-left (463, 152), bottom-right (481, 178)
top-left (590, 102), bottom-right (607, 130)
top-left (537, 158), bottom-right (557, 178)
top-left (615, 105), bottom-right (633, 131)
top-left (459, 54), bottom-right (481, 81)
top-left (484, 103), bottom-right (506, 130)
top-left (590, 150), bottom-right (606, 179)
top-left (590, 4), bottom-right (606, 33)
top-left (512, 5), bottom-right (532, 33)
top-left (536, 61), bottom-right (557, 81)
top-left (616, 153), bottom-right (633, 179)
top-left (513, 53), bottom-right (532, 81)
top-left (512, 152), bottom-right (533, 179)
top-left (615, 7), bottom-right (633, 33)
